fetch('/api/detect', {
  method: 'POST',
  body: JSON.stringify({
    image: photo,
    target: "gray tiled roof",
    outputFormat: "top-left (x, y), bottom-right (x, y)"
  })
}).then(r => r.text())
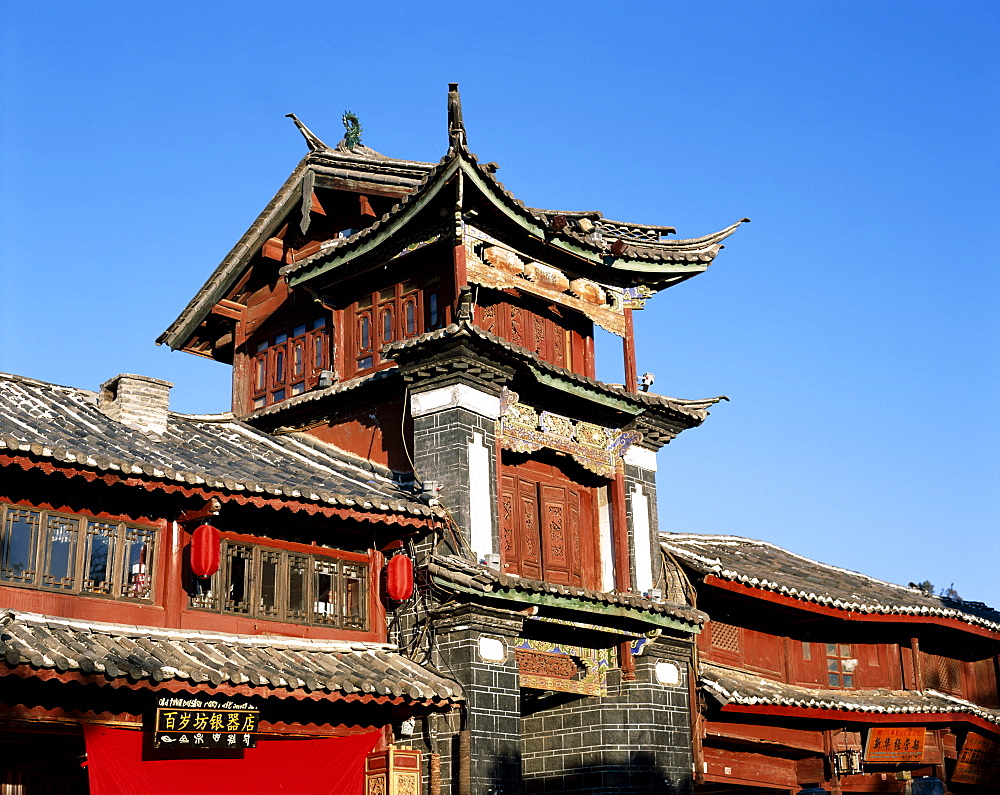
top-left (701, 662), bottom-right (1000, 725)
top-left (662, 534), bottom-right (1000, 632)
top-left (0, 372), bottom-right (434, 518)
top-left (427, 554), bottom-right (707, 628)
top-left (384, 320), bottom-right (726, 421)
top-left (0, 609), bottom-right (462, 703)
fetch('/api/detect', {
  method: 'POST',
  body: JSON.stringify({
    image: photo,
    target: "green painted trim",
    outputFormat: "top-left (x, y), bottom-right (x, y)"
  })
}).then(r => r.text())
top-left (288, 159), bottom-right (461, 288)
top-left (459, 161), bottom-right (711, 275)
top-left (432, 576), bottom-right (702, 635)
top-left (527, 367), bottom-right (644, 414)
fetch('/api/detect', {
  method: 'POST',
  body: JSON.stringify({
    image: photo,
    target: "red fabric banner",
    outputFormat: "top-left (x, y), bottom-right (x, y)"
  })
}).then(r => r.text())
top-left (82, 723), bottom-right (380, 795)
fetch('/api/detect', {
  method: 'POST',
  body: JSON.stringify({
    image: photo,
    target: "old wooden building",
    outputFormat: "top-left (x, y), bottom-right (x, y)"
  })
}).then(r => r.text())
top-left (0, 370), bottom-right (461, 793)
top-left (662, 534), bottom-right (1000, 793)
top-left (150, 84), bottom-right (749, 793)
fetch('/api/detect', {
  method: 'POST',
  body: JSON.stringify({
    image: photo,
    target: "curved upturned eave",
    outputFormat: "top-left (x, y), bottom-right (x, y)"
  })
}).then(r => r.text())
top-left (158, 154), bottom-right (315, 351)
top-left (285, 150), bottom-right (747, 290)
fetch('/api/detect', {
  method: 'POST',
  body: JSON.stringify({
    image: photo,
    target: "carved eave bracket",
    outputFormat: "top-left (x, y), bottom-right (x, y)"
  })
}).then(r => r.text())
top-left (497, 388), bottom-right (642, 478)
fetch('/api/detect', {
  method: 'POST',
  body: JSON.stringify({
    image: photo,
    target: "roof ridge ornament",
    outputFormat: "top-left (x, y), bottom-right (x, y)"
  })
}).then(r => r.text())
top-left (341, 111), bottom-right (362, 150)
top-left (285, 113), bottom-right (331, 152)
top-left (447, 83), bottom-right (467, 150)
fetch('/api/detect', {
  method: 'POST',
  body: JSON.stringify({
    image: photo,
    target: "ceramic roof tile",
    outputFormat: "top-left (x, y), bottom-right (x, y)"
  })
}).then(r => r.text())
top-left (428, 554), bottom-right (707, 627)
top-left (701, 662), bottom-right (1000, 724)
top-left (0, 609), bottom-right (462, 704)
top-left (662, 533), bottom-right (1000, 632)
top-left (383, 320), bottom-right (726, 421)
top-left (0, 371), bottom-right (434, 519)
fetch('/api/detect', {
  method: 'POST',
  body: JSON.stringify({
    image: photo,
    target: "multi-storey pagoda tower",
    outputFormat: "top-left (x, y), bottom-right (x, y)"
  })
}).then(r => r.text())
top-left (160, 84), bottom-right (746, 795)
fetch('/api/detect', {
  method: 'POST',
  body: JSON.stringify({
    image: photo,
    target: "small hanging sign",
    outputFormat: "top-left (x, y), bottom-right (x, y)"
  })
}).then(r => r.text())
top-left (153, 694), bottom-right (259, 750)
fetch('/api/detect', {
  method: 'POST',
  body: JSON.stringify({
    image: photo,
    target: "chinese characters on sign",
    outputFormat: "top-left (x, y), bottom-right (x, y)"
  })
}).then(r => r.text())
top-left (952, 732), bottom-right (1000, 786)
top-left (863, 727), bottom-right (925, 763)
top-left (153, 696), bottom-right (258, 749)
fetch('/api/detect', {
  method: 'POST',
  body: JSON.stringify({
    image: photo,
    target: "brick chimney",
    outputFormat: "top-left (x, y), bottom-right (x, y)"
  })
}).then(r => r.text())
top-left (98, 374), bottom-right (173, 436)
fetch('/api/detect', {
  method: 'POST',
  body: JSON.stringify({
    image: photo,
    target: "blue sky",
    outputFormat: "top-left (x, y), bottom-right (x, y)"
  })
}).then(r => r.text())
top-left (2, 1), bottom-right (998, 605)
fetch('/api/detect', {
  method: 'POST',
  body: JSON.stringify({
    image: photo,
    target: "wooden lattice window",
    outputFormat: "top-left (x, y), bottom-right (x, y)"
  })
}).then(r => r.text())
top-left (710, 622), bottom-right (742, 654)
top-left (826, 643), bottom-right (856, 688)
top-left (349, 280), bottom-right (441, 376)
top-left (190, 540), bottom-right (368, 630)
top-left (249, 316), bottom-right (328, 410)
top-left (923, 653), bottom-right (962, 696)
top-left (0, 503), bottom-right (154, 600)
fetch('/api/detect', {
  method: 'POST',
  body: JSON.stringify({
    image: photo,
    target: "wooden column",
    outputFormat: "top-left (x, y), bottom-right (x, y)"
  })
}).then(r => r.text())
top-left (623, 306), bottom-right (638, 392)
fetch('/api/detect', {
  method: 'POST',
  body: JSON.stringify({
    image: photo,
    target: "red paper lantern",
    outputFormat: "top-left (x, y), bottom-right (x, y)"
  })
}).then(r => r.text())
top-left (385, 554), bottom-right (414, 601)
top-left (190, 524), bottom-right (221, 578)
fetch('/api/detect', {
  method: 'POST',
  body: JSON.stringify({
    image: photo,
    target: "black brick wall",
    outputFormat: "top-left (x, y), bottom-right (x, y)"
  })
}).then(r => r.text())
top-left (521, 635), bottom-right (694, 795)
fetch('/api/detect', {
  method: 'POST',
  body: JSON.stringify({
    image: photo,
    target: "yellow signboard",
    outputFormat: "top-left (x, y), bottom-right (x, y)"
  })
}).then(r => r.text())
top-left (864, 727), bottom-right (925, 762)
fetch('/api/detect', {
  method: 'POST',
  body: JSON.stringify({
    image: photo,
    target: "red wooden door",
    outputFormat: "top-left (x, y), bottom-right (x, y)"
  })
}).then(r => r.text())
top-left (499, 459), bottom-right (595, 588)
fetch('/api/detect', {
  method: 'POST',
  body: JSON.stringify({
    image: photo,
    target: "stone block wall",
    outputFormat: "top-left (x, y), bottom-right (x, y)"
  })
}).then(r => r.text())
top-left (521, 635), bottom-right (694, 795)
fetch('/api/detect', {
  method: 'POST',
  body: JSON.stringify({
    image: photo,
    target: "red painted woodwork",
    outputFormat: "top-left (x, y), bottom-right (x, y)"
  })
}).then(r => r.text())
top-left (305, 403), bottom-right (412, 472)
top-left (385, 554), bottom-right (414, 601)
top-left (474, 293), bottom-right (593, 376)
top-left (499, 457), bottom-right (597, 588)
top-left (702, 745), bottom-right (797, 789)
top-left (189, 523), bottom-right (220, 577)
top-left (703, 720), bottom-right (825, 753)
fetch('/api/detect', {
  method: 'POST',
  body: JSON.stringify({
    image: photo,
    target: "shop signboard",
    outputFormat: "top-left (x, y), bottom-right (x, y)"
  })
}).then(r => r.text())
top-left (152, 695), bottom-right (259, 750)
top-left (863, 727), bottom-right (925, 762)
top-left (952, 732), bottom-right (1000, 786)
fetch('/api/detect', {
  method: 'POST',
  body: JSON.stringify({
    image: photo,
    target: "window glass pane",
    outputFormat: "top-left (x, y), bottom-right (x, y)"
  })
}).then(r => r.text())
top-left (287, 554), bottom-right (309, 620)
top-left (405, 301), bottom-right (416, 335)
top-left (842, 674), bottom-right (853, 688)
top-left (382, 306), bottom-right (394, 343)
top-left (827, 659), bottom-right (840, 672)
top-left (428, 293), bottom-right (438, 328)
top-left (253, 396), bottom-right (266, 409)
top-left (826, 643), bottom-right (836, 656)
top-left (189, 571), bottom-right (216, 610)
top-left (42, 514), bottom-right (78, 589)
top-left (274, 350), bottom-right (285, 382)
top-left (313, 335), bottom-right (325, 369)
top-left (359, 314), bottom-right (370, 350)
top-left (292, 342), bottom-right (303, 376)
top-left (357, 294), bottom-right (372, 310)
top-left (311, 317), bottom-right (326, 331)
top-left (357, 356), bottom-right (373, 370)
top-left (274, 332), bottom-right (288, 345)
top-left (801, 643), bottom-right (811, 660)
top-left (271, 388), bottom-right (286, 402)
top-left (122, 525), bottom-right (155, 599)
top-left (2, 508), bottom-right (39, 584)
top-left (255, 358), bottom-right (266, 391)
top-left (224, 545), bottom-right (251, 614)
top-left (292, 324), bottom-right (307, 338)
top-left (291, 382), bottom-right (305, 395)
top-left (255, 340), bottom-right (268, 354)
top-left (85, 521), bottom-right (116, 594)
top-left (342, 562), bottom-right (367, 630)
top-left (840, 644), bottom-right (851, 657)
top-left (259, 550), bottom-right (280, 617)
top-left (379, 287), bottom-right (395, 302)
top-left (828, 673), bottom-right (840, 687)
top-left (314, 559), bottom-right (337, 625)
